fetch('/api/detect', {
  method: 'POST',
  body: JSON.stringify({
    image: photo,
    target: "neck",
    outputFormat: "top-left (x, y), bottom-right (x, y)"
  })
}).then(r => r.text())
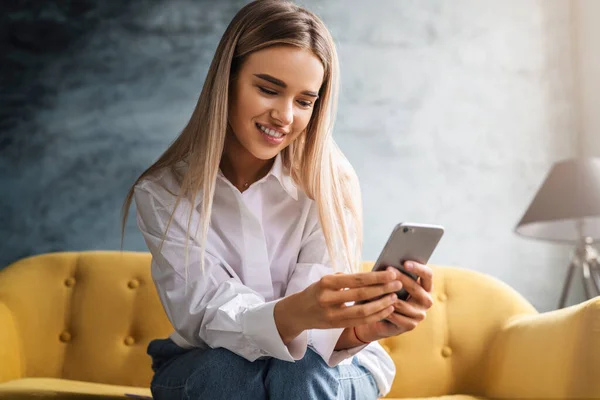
top-left (220, 133), bottom-right (274, 192)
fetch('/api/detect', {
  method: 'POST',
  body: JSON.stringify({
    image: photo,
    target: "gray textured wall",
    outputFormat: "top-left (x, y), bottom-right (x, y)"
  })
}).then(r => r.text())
top-left (1, 0), bottom-right (584, 311)
top-left (307, 0), bottom-right (582, 311)
top-left (573, 0), bottom-right (600, 157)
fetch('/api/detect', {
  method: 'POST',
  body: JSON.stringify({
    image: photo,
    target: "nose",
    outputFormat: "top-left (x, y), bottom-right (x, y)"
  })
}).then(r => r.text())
top-left (271, 99), bottom-right (293, 126)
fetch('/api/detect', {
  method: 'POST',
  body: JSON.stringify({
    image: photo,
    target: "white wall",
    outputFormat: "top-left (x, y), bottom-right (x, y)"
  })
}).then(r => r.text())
top-left (302, 0), bottom-right (581, 311)
top-left (572, 0), bottom-right (600, 157)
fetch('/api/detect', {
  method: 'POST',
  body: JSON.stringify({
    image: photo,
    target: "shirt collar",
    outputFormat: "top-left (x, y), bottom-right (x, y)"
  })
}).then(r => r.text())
top-left (270, 153), bottom-right (299, 200)
top-left (216, 153), bottom-right (298, 200)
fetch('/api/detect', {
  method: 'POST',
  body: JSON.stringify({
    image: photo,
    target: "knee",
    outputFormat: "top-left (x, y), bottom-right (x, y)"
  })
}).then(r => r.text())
top-left (188, 347), bottom-right (249, 380)
top-left (150, 346), bottom-right (265, 399)
top-left (268, 349), bottom-right (328, 379)
top-left (266, 349), bottom-right (338, 396)
top-left (185, 347), bottom-right (266, 396)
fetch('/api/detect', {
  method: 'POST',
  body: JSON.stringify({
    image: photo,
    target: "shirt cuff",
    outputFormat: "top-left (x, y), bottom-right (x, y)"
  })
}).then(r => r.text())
top-left (242, 299), bottom-right (308, 361)
top-left (309, 328), bottom-right (368, 367)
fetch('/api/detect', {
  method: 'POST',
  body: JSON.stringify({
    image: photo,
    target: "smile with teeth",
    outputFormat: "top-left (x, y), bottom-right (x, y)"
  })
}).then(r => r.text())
top-left (256, 123), bottom-right (285, 138)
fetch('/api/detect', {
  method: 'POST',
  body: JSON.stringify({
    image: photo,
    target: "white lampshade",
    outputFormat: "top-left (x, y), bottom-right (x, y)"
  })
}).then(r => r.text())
top-left (515, 157), bottom-right (600, 242)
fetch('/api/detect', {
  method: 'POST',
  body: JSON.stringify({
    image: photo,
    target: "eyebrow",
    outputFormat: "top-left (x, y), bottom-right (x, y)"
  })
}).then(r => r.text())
top-left (254, 73), bottom-right (319, 98)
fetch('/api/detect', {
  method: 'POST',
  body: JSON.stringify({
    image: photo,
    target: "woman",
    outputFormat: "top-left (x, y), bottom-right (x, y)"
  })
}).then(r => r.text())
top-left (122, 1), bottom-right (434, 399)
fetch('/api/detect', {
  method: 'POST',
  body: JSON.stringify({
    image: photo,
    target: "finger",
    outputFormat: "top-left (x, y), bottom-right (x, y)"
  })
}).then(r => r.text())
top-left (341, 304), bottom-right (396, 328)
top-left (393, 300), bottom-right (427, 321)
top-left (320, 269), bottom-right (397, 290)
top-left (322, 280), bottom-right (403, 305)
top-left (331, 292), bottom-right (397, 321)
top-left (397, 273), bottom-right (434, 309)
top-left (380, 266), bottom-right (406, 283)
top-left (404, 261), bottom-right (434, 292)
top-left (385, 310), bottom-right (419, 331)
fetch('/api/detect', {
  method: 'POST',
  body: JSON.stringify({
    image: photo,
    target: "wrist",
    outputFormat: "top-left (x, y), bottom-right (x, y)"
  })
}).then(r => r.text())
top-left (354, 324), bottom-right (377, 344)
top-left (353, 326), bottom-right (371, 345)
top-left (274, 293), bottom-right (308, 344)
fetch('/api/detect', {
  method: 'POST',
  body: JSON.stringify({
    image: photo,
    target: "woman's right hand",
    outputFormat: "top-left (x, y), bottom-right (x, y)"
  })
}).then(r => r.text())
top-left (274, 268), bottom-right (402, 343)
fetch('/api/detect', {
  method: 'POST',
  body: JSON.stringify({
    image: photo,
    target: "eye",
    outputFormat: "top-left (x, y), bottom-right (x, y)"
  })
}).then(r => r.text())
top-left (297, 100), bottom-right (312, 108)
top-left (258, 86), bottom-right (277, 95)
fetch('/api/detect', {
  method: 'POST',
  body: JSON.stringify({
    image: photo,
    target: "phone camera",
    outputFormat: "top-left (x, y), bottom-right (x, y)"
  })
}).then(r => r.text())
top-left (403, 227), bottom-right (410, 233)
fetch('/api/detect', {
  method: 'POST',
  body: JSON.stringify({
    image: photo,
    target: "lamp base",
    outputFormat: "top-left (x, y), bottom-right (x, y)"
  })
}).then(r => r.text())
top-left (558, 237), bottom-right (600, 308)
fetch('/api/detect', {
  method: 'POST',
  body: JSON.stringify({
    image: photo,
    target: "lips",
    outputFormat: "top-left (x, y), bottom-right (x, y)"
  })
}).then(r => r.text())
top-left (256, 122), bottom-right (286, 145)
top-left (256, 122), bottom-right (288, 137)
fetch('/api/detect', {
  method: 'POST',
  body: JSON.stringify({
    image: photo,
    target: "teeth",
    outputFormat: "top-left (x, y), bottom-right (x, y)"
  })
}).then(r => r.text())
top-left (258, 123), bottom-right (283, 138)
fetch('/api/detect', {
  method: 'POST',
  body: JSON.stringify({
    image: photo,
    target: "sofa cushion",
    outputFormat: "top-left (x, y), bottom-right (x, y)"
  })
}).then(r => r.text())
top-left (0, 378), bottom-right (152, 399)
top-left (0, 378), bottom-right (488, 400)
top-left (395, 397), bottom-right (486, 400)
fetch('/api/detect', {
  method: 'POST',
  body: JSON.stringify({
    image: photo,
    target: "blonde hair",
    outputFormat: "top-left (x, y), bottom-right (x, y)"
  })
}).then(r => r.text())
top-left (121, 0), bottom-right (362, 274)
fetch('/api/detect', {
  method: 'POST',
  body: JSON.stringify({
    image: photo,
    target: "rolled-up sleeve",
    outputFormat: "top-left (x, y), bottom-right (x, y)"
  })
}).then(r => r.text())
top-left (134, 181), bottom-right (307, 362)
top-left (284, 204), bottom-right (367, 367)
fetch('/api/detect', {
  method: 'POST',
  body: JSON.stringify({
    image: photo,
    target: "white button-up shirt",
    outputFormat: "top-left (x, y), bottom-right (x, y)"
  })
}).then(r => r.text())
top-left (134, 154), bottom-right (395, 396)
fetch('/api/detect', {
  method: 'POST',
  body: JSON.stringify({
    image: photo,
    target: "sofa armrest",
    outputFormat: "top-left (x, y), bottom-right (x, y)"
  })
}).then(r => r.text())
top-left (484, 297), bottom-right (600, 399)
top-left (0, 301), bottom-right (23, 383)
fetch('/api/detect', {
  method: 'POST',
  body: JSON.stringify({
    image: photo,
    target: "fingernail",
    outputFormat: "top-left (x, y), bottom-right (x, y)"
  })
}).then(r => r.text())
top-left (405, 262), bottom-right (413, 270)
top-left (391, 293), bottom-right (397, 301)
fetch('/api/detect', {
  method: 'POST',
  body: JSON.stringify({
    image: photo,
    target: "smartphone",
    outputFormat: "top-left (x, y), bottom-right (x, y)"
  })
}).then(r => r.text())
top-left (371, 222), bottom-right (444, 301)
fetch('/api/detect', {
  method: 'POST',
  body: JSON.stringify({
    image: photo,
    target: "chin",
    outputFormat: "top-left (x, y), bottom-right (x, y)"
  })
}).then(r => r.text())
top-left (247, 145), bottom-right (283, 161)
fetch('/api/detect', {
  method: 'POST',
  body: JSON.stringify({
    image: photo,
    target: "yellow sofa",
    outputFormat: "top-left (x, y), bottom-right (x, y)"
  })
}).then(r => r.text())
top-left (0, 251), bottom-right (598, 399)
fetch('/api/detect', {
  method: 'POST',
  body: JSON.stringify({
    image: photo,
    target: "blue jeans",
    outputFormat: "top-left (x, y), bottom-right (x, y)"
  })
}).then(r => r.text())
top-left (147, 338), bottom-right (379, 400)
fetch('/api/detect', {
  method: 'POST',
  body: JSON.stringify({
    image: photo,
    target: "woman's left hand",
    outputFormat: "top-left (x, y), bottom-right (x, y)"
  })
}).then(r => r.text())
top-left (354, 262), bottom-right (434, 342)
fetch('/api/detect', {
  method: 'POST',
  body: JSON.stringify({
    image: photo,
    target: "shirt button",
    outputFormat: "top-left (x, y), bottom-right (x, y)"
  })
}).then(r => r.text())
top-left (438, 293), bottom-right (448, 302)
top-left (59, 331), bottom-right (72, 343)
top-left (127, 279), bottom-right (140, 289)
top-left (124, 336), bottom-right (135, 346)
top-left (441, 346), bottom-right (452, 358)
top-left (64, 278), bottom-right (76, 288)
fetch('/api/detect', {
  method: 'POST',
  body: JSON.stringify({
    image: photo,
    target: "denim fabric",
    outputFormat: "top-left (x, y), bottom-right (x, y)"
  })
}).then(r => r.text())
top-left (147, 338), bottom-right (379, 400)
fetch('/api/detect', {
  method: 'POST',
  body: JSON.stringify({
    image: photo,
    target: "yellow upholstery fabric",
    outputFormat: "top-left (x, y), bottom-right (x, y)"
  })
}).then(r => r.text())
top-left (0, 252), bottom-right (172, 388)
top-left (0, 301), bottom-right (22, 382)
top-left (0, 378), bottom-right (151, 399)
top-left (371, 263), bottom-right (538, 399)
top-left (484, 299), bottom-right (600, 398)
top-left (0, 251), bottom-right (598, 400)
top-left (392, 397), bottom-right (485, 400)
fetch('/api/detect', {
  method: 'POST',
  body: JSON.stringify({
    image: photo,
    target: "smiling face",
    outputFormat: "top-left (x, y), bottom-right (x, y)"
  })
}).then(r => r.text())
top-left (227, 45), bottom-right (325, 161)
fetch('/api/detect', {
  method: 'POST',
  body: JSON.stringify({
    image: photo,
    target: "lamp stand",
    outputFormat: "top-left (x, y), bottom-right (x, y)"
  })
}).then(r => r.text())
top-left (558, 237), bottom-right (600, 308)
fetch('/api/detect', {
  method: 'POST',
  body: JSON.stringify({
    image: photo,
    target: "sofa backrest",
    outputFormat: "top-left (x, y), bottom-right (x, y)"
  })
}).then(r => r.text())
top-left (0, 251), bottom-right (172, 388)
top-left (0, 252), bottom-right (537, 396)
top-left (366, 262), bottom-right (538, 398)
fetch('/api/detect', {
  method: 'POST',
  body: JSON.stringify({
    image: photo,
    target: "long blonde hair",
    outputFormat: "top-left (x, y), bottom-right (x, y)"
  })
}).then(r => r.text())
top-left (121, 0), bottom-right (363, 274)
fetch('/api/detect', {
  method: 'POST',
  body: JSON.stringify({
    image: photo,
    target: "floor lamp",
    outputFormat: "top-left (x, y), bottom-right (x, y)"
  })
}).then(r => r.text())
top-left (515, 158), bottom-right (600, 309)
